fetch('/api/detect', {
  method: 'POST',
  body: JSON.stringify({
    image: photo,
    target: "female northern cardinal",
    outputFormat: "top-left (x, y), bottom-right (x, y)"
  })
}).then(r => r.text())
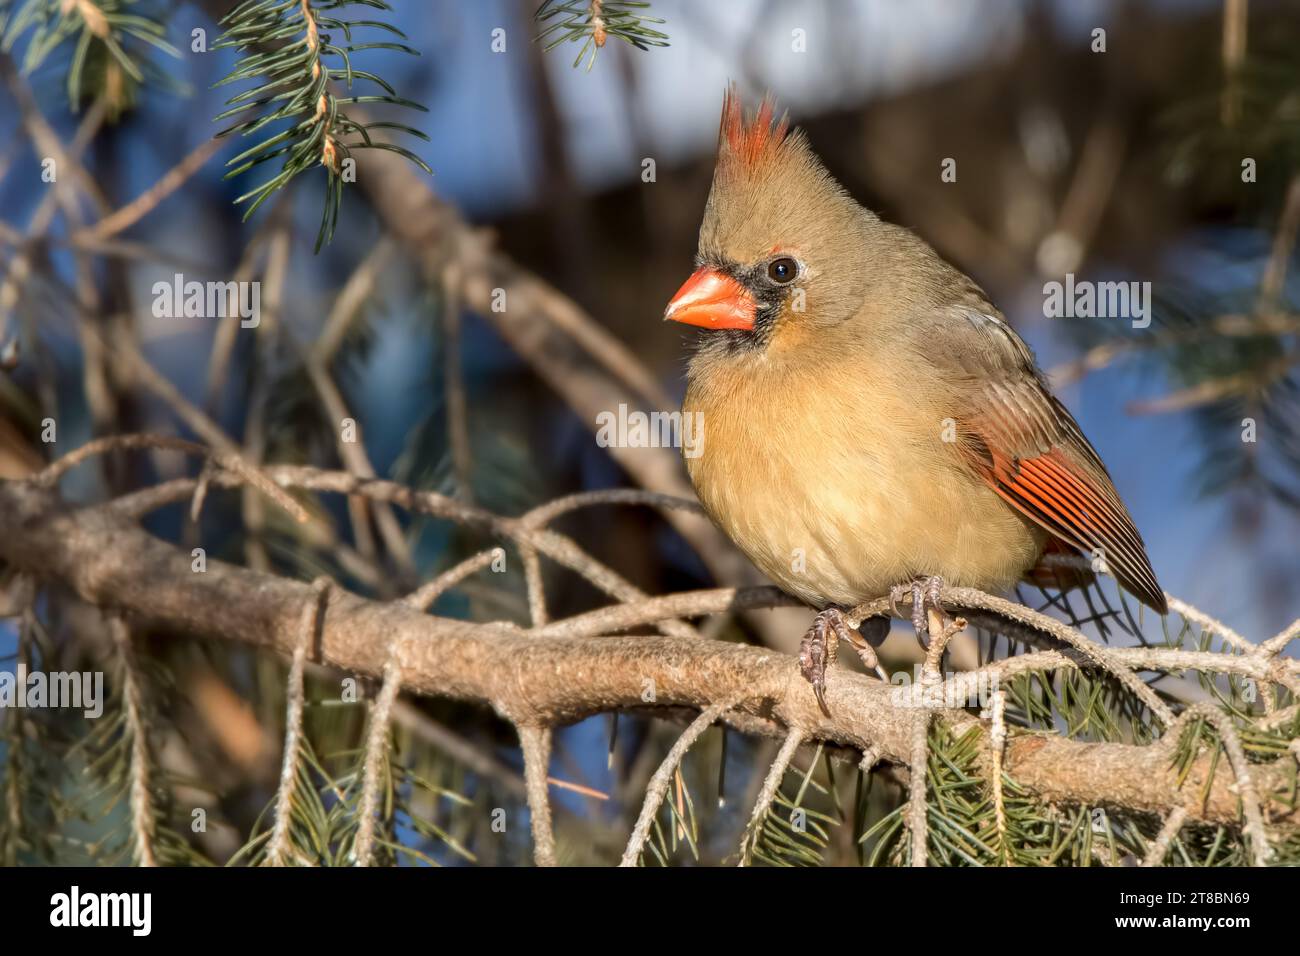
top-left (665, 90), bottom-right (1165, 713)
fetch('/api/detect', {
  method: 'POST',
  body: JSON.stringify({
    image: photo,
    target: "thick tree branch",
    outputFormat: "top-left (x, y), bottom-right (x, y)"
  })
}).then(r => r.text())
top-left (1, 477), bottom-right (1295, 846)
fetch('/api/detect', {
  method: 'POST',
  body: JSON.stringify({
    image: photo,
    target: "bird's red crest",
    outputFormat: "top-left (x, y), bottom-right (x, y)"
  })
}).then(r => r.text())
top-left (718, 85), bottom-right (790, 172)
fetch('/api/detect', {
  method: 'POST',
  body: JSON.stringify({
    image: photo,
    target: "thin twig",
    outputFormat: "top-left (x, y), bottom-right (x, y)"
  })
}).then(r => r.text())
top-left (1173, 704), bottom-right (1272, 867)
top-left (861, 586), bottom-right (1177, 727)
top-left (1142, 806), bottom-right (1188, 867)
top-left (313, 240), bottom-right (392, 363)
top-left (353, 653), bottom-right (403, 866)
top-left (404, 548), bottom-right (503, 612)
top-left (440, 261), bottom-right (474, 503)
top-left (1261, 619), bottom-right (1300, 658)
top-left (1166, 594), bottom-right (1256, 653)
top-left (520, 546), bottom-right (549, 627)
top-left (37, 432), bottom-right (309, 524)
top-left (521, 488), bottom-right (703, 527)
top-left (110, 462), bottom-right (704, 639)
top-left (620, 699), bottom-right (737, 866)
top-left (109, 616), bottom-right (157, 867)
top-left (296, 336), bottom-right (414, 576)
top-left (528, 586), bottom-right (794, 638)
top-left (989, 688), bottom-right (1009, 864)
top-left (518, 724), bottom-right (557, 866)
top-left (903, 605), bottom-right (947, 868)
top-left (264, 579), bottom-right (329, 866)
top-left (922, 645), bottom-right (1299, 712)
top-left (737, 728), bottom-right (804, 866)
top-left (79, 137), bottom-right (224, 240)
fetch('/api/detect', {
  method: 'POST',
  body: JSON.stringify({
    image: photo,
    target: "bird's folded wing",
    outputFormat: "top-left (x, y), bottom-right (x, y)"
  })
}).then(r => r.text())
top-left (928, 307), bottom-right (1166, 613)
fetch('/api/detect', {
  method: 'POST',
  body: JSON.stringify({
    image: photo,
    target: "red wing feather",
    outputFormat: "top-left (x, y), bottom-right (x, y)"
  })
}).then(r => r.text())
top-left (930, 307), bottom-right (1166, 613)
top-left (973, 438), bottom-right (1166, 613)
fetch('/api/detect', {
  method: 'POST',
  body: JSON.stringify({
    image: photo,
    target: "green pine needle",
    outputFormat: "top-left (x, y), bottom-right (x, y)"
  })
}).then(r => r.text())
top-left (1, 0), bottom-right (179, 113)
top-left (213, 0), bottom-right (430, 253)
top-left (534, 0), bottom-right (668, 72)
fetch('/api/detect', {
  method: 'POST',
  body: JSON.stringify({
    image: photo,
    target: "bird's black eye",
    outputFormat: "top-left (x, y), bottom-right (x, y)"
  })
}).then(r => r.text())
top-left (767, 256), bottom-right (798, 284)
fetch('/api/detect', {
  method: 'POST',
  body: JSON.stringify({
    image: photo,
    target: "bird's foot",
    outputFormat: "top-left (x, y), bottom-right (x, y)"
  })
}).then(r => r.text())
top-left (798, 608), bottom-right (885, 718)
top-left (889, 575), bottom-right (947, 649)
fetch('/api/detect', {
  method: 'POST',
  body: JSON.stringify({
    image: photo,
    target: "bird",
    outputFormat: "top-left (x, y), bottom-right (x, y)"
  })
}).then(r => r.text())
top-left (663, 88), bottom-right (1166, 714)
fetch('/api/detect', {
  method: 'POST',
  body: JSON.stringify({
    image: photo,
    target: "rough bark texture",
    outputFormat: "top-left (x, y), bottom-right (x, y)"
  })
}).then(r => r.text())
top-left (3, 478), bottom-right (1293, 831)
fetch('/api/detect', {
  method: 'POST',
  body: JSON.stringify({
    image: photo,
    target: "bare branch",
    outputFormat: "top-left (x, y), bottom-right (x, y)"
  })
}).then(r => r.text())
top-left (738, 729), bottom-right (804, 866)
top-left (519, 725), bottom-right (556, 866)
top-left (2, 478), bottom-right (1294, 833)
top-left (404, 548), bottom-right (504, 612)
top-left (78, 137), bottom-right (224, 241)
top-left (1173, 705), bottom-right (1273, 866)
top-left (109, 616), bottom-right (157, 867)
top-left (265, 579), bottom-right (329, 866)
top-left (1165, 594), bottom-right (1255, 652)
top-left (1142, 806), bottom-right (1188, 867)
top-left (620, 699), bottom-right (737, 866)
top-left (108, 461), bottom-right (703, 639)
top-left (1262, 618), bottom-right (1300, 658)
top-left (37, 432), bottom-right (310, 524)
top-left (906, 707), bottom-right (931, 868)
top-left (989, 688), bottom-right (1009, 863)
top-left (354, 655), bottom-right (403, 867)
top-left (864, 586), bottom-right (1177, 727)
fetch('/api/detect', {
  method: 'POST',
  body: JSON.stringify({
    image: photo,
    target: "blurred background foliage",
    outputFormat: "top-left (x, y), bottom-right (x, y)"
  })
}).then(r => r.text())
top-left (0, 0), bottom-right (1297, 866)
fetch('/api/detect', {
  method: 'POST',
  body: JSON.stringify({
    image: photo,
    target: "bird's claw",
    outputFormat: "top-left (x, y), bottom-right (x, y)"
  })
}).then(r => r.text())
top-left (889, 576), bottom-right (947, 649)
top-left (799, 613), bottom-right (834, 718)
top-left (799, 608), bottom-right (882, 718)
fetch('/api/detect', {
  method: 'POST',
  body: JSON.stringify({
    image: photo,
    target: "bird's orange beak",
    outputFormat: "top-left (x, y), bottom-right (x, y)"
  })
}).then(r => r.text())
top-left (664, 268), bottom-right (756, 331)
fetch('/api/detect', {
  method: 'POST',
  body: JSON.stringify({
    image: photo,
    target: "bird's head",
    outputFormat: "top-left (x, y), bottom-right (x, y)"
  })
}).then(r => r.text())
top-left (665, 87), bottom-right (884, 357)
